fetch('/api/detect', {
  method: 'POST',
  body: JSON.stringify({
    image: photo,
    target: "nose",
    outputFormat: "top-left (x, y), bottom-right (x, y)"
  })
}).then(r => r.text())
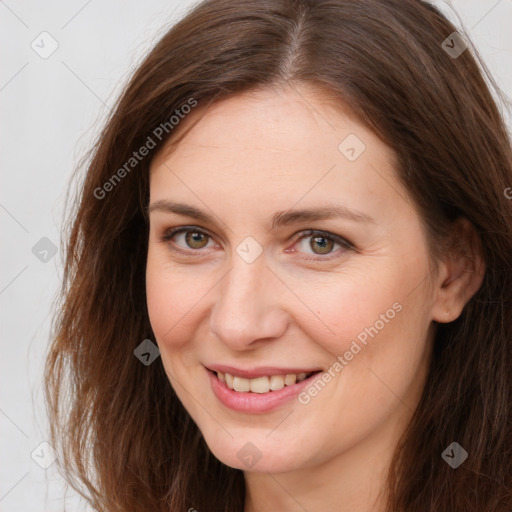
top-left (209, 252), bottom-right (289, 350)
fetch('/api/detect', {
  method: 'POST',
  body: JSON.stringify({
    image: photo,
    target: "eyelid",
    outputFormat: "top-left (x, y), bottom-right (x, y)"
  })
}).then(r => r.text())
top-left (292, 229), bottom-right (353, 249)
top-left (161, 225), bottom-right (214, 241)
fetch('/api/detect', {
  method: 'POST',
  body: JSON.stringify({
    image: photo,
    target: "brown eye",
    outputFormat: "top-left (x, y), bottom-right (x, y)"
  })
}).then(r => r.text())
top-left (185, 230), bottom-right (209, 249)
top-left (161, 227), bottom-right (214, 252)
top-left (310, 235), bottom-right (334, 254)
top-left (293, 230), bottom-right (352, 260)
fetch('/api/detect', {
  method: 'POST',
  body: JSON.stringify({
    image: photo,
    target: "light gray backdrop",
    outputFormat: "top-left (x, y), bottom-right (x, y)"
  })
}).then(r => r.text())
top-left (1, 1), bottom-right (511, 510)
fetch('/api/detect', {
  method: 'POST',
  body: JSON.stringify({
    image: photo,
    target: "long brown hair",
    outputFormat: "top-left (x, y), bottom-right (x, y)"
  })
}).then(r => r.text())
top-left (45, 0), bottom-right (512, 510)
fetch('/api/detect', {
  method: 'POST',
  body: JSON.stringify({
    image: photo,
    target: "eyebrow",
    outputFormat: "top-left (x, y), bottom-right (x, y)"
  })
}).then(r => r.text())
top-left (147, 200), bottom-right (375, 228)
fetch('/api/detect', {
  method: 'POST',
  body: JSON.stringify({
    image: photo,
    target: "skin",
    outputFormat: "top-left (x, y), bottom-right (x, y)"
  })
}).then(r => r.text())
top-left (146, 83), bottom-right (484, 512)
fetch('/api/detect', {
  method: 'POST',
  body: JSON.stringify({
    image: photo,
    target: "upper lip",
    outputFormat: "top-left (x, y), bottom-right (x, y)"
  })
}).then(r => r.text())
top-left (205, 364), bottom-right (323, 379)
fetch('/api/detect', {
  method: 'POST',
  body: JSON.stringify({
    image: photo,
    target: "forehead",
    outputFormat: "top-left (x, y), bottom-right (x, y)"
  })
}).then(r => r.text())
top-left (148, 85), bottom-right (408, 225)
top-left (152, 85), bottom-right (379, 166)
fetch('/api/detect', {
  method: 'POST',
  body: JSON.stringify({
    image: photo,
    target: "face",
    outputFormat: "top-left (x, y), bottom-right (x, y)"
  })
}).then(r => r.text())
top-left (146, 84), bottom-right (439, 474)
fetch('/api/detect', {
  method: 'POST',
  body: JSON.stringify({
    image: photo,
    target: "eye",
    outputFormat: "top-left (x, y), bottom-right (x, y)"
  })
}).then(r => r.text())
top-left (291, 229), bottom-right (352, 259)
top-left (161, 226), bottom-right (216, 252)
top-left (160, 226), bottom-right (353, 260)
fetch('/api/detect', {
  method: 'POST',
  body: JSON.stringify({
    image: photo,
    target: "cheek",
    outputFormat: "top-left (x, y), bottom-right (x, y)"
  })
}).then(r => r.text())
top-left (289, 272), bottom-right (431, 455)
top-left (298, 254), bottom-right (431, 375)
top-left (145, 253), bottom-right (207, 350)
top-left (292, 265), bottom-right (400, 355)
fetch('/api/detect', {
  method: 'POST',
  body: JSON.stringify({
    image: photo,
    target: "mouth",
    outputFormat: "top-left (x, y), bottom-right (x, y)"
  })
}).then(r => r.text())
top-left (206, 367), bottom-right (323, 413)
top-left (204, 363), bottom-right (325, 412)
top-left (207, 368), bottom-right (322, 393)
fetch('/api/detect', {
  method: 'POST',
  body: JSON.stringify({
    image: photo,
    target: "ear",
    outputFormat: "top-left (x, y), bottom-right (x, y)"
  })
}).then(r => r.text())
top-left (431, 217), bottom-right (485, 323)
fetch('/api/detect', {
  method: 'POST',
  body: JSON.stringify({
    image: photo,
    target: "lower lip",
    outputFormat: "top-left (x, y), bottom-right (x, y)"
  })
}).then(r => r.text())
top-left (207, 368), bottom-right (321, 413)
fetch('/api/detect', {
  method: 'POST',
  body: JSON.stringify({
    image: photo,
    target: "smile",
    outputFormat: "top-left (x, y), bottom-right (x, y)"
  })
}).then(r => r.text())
top-left (206, 367), bottom-right (322, 413)
top-left (216, 371), bottom-right (313, 393)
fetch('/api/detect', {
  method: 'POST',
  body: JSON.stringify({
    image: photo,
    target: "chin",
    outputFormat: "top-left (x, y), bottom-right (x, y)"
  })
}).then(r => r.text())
top-left (201, 430), bottom-right (312, 473)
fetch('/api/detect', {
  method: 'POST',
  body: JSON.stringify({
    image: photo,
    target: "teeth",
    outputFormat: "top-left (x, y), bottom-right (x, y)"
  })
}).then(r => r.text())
top-left (284, 374), bottom-right (296, 386)
top-left (250, 376), bottom-right (269, 393)
top-left (233, 376), bottom-right (250, 392)
top-left (216, 371), bottom-right (312, 393)
top-left (269, 375), bottom-right (285, 391)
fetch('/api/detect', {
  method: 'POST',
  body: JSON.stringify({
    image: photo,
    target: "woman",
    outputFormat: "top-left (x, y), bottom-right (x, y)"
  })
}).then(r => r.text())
top-left (45, 0), bottom-right (512, 510)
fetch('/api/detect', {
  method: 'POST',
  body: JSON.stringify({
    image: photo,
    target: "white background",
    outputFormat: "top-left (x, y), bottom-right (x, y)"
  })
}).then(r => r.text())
top-left (1, 1), bottom-right (511, 510)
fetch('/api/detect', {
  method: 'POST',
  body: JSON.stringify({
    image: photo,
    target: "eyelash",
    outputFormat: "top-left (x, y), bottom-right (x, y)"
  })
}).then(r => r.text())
top-left (160, 226), bottom-right (354, 261)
